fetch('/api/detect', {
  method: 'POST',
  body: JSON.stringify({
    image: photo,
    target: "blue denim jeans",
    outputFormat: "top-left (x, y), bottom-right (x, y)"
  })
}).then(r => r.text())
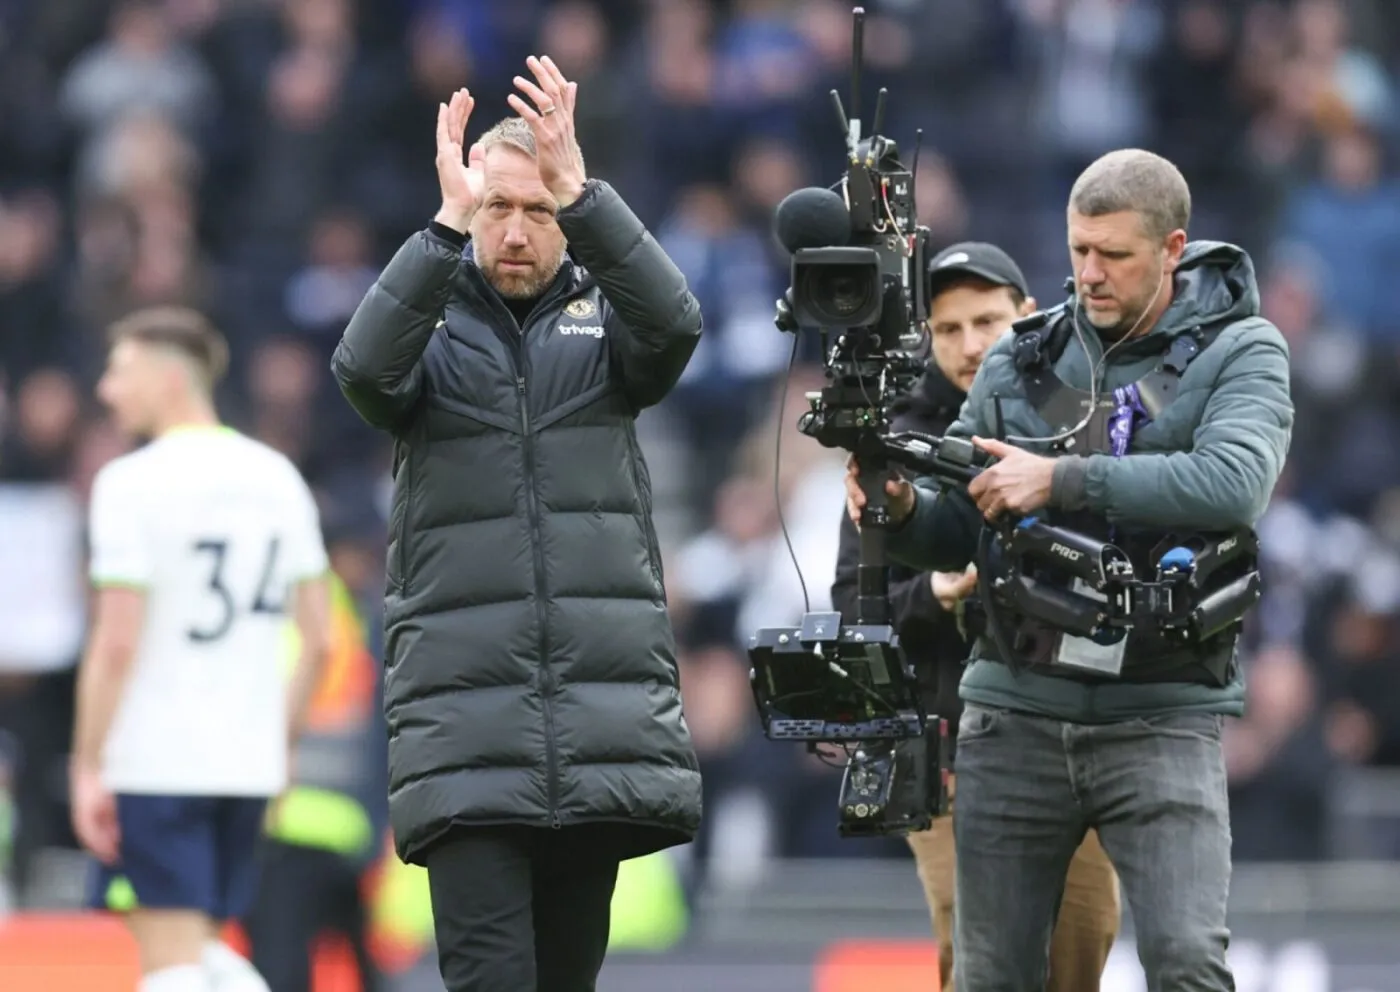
top-left (952, 703), bottom-right (1234, 992)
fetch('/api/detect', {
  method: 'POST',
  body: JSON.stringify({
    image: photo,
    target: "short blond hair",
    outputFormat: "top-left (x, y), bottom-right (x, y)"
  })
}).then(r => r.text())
top-left (108, 306), bottom-right (229, 391)
top-left (478, 117), bottom-right (586, 172)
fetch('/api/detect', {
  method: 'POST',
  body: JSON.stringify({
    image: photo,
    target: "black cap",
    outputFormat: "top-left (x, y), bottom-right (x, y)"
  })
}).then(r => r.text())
top-left (928, 241), bottom-right (1029, 299)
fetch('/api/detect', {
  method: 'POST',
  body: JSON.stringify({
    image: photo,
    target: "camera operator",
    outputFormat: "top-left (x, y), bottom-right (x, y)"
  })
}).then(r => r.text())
top-left (845, 149), bottom-right (1294, 991)
top-left (832, 243), bottom-right (1120, 991)
top-left (332, 59), bottom-right (703, 992)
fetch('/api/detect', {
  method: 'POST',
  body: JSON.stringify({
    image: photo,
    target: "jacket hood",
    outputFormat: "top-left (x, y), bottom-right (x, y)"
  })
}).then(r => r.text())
top-left (1154, 241), bottom-right (1261, 336)
top-left (1067, 240), bottom-right (1261, 344)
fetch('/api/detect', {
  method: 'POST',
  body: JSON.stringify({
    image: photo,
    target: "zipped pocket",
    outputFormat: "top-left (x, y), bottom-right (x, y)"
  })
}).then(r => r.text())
top-left (624, 434), bottom-right (663, 590)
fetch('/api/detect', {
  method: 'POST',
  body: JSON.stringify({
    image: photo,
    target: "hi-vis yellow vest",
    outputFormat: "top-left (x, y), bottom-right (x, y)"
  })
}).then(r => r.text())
top-left (266, 573), bottom-right (376, 857)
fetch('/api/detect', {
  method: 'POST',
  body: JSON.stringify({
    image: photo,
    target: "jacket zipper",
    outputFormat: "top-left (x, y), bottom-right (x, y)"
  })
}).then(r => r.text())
top-left (396, 441), bottom-right (413, 595)
top-left (517, 373), bottom-right (562, 828)
top-left (464, 273), bottom-right (577, 830)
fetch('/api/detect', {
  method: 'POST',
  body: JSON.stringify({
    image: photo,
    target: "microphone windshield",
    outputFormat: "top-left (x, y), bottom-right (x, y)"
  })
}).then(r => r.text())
top-left (774, 187), bottom-right (851, 255)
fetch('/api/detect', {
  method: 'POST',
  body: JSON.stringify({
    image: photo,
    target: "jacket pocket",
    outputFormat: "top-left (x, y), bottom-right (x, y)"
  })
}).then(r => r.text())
top-left (957, 704), bottom-right (1004, 742)
top-left (624, 432), bottom-right (663, 591)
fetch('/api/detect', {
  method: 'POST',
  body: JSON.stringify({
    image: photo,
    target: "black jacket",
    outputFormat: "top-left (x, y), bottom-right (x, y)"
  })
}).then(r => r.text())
top-left (830, 364), bottom-right (971, 752)
top-left (332, 179), bottom-right (704, 865)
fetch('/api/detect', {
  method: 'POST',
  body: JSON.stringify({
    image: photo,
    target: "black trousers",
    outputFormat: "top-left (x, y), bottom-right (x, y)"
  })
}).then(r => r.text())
top-left (243, 840), bottom-right (381, 992)
top-left (424, 825), bottom-right (622, 992)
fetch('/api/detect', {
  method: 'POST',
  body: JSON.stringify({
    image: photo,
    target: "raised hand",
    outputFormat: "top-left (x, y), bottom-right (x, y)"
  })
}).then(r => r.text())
top-left (434, 87), bottom-right (483, 234)
top-left (507, 55), bottom-right (587, 208)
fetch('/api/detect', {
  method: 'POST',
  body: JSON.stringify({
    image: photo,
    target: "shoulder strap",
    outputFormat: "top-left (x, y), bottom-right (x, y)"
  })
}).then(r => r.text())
top-left (1162, 318), bottom-right (1231, 373)
top-left (1132, 319), bottom-right (1231, 418)
top-left (1012, 303), bottom-right (1236, 426)
top-left (1010, 304), bottom-right (1075, 423)
top-left (1010, 303), bottom-right (1072, 376)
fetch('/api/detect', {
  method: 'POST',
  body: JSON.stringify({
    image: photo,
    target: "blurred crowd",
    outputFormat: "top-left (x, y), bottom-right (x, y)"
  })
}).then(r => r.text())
top-left (0, 0), bottom-right (1399, 914)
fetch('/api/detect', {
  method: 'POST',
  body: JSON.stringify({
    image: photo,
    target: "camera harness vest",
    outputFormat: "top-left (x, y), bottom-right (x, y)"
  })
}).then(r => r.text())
top-left (975, 303), bottom-right (1260, 686)
top-left (1014, 305), bottom-right (1210, 455)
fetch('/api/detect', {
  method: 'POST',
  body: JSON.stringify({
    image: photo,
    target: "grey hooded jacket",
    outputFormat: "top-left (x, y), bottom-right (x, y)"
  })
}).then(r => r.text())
top-left (889, 242), bottom-right (1294, 723)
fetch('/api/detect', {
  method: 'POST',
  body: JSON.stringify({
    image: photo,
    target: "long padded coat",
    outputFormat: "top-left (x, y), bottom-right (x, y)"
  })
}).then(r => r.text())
top-left (332, 179), bottom-right (704, 865)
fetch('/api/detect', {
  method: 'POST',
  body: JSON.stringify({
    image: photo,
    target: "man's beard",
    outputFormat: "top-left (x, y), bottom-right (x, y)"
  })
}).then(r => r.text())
top-left (1081, 297), bottom-right (1149, 341)
top-left (473, 243), bottom-right (566, 300)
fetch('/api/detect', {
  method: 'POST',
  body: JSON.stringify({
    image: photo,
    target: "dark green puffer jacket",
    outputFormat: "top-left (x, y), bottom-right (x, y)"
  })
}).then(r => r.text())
top-left (889, 242), bottom-right (1294, 723)
top-left (332, 179), bottom-right (704, 864)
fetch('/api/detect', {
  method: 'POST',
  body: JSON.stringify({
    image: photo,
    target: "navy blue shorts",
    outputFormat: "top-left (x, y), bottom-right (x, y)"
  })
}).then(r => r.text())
top-left (90, 794), bottom-right (268, 919)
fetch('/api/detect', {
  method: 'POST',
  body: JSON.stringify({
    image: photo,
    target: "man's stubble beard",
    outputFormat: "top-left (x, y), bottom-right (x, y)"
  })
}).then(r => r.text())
top-left (1082, 296), bottom-right (1150, 342)
top-left (473, 241), bottom-right (567, 300)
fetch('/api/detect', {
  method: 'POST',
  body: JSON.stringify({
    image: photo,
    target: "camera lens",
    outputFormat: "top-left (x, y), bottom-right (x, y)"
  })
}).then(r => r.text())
top-left (790, 248), bottom-right (882, 328)
top-left (815, 270), bottom-right (875, 319)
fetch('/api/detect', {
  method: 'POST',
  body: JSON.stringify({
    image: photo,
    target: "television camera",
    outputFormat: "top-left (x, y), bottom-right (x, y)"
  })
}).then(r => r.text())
top-left (746, 8), bottom-right (1263, 841)
top-left (748, 4), bottom-right (949, 839)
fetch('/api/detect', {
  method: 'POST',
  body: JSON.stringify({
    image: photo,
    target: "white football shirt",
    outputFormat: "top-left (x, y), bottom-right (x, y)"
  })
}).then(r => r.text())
top-left (88, 426), bottom-right (329, 796)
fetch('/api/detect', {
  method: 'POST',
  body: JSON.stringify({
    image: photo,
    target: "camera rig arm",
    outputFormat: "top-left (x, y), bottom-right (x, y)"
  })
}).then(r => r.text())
top-left (879, 430), bottom-right (983, 487)
top-left (877, 431), bottom-right (1263, 644)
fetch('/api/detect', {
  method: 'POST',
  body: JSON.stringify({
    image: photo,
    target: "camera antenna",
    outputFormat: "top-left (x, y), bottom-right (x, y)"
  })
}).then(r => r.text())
top-left (833, 5), bottom-right (863, 158)
top-left (843, 6), bottom-right (875, 224)
top-left (868, 86), bottom-right (887, 166)
top-left (850, 6), bottom-right (864, 127)
top-left (830, 89), bottom-right (851, 159)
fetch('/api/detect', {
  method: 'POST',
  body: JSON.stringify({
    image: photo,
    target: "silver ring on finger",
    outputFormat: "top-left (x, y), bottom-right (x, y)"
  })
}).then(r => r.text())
top-left (542, 104), bottom-right (557, 116)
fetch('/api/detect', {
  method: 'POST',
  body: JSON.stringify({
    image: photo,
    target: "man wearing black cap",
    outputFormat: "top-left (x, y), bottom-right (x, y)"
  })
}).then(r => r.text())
top-left (831, 242), bottom-right (1121, 992)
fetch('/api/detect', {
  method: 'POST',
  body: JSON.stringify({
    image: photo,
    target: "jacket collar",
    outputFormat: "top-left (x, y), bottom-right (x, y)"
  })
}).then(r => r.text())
top-left (456, 250), bottom-right (594, 327)
top-left (899, 362), bottom-right (966, 422)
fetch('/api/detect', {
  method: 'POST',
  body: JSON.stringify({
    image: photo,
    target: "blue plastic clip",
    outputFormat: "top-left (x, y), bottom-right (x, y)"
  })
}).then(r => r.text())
top-left (1157, 546), bottom-right (1196, 577)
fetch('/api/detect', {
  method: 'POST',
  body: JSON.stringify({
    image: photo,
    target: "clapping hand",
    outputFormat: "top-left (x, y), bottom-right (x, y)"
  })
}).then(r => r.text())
top-left (434, 88), bottom-right (483, 234)
top-left (508, 55), bottom-right (588, 208)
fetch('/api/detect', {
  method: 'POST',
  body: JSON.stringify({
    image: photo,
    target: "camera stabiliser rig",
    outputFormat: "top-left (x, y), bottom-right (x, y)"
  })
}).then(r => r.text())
top-left (748, 8), bottom-right (1262, 840)
top-left (749, 426), bottom-right (1263, 838)
top-left (750, 4), bottom-right (949, 839)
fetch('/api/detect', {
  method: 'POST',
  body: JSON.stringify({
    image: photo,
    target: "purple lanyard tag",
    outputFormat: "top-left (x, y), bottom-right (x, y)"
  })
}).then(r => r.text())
top-left (1108, 383), bottom-right (1149, 458)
